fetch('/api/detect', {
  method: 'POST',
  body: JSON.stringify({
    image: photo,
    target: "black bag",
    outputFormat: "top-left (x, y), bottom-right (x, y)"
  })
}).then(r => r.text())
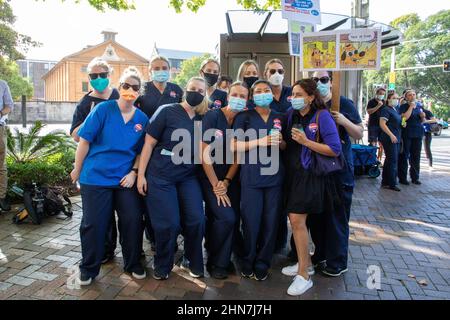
top-left (41, 186), bottom-right (73, 218)
top-left (429, 123), bottom-right (440, 133)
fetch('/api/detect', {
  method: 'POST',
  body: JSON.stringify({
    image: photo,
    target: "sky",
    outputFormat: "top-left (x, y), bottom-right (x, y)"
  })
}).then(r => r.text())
top-left (8, 0), bottom-right (450, 62)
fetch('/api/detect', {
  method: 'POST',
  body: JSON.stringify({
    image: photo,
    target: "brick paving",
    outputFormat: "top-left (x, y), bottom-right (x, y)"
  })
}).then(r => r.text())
top-left (0, 138), bottom-right (449, 300)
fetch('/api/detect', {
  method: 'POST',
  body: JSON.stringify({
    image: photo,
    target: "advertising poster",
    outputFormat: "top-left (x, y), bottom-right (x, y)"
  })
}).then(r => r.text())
top-left (301, 31), bottom-right (338, 70)
top-left (282, 0), bottom-right (322, 25)
top-left (339, 29), bottom-right (381, 70)
top-left (288, 21), bottom-right (314, 56)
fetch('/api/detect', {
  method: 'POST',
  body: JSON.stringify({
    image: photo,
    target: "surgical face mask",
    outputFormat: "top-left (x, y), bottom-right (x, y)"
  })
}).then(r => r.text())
top-left (317, 81), bottom-right (330, 97)
top-left (388, 99), bottom-right (399, 107)
top-left (291, 97), bottom-right (307, 111)
top-left (377, 95), bottom-right (385, 100)
top-left (120, 87), bottom-right (139, 102)
top-left (186, 91), bottom-right (204, 107)
top-left (228, 97), bottom-right (247, 112)
top-left (152, 70), bottom-right (170, 83)
top-left (253, 93), bottom-right (273, 108)
top-left (203, 73), bottom-right (219, 87)
top-left (90, 78), bottom-right (109, 92)
top-left (268, 73), bottom-right (284, 86)
top-left (243, 76), bottom-right (259, 89)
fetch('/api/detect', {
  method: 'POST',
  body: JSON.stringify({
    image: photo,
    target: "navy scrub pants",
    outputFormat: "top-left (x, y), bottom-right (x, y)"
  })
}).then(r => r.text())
top-left (145, 175), bottom-right (205, 276)
top-left (380, 135), bottom-right (400, 187)
top-left (398, 137), bottom-right (422, 183)
top-left (240, 185), bottom-right (282, 272)
top-left (200, 178), bottom-right (236, 269)
top-left (79, 185), bottom-right (144, 278)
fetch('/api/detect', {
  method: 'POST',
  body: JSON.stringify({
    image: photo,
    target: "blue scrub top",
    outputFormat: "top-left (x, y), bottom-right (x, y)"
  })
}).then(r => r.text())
top-left (270, 86), bottom-right (292, 114)
top-left (135, 82), bottom-right (183, 118)
top-left (380, 106), bottom-right (402, 140)
top-left (201, 108), bottom-right (235, 180)
top-left (146, 103), bottom-right (202, 182)
top-left (70, 89), bottom-right (120, 135)
top-left (423, 109), bottom-right (434, 133)
top-left (78, 100), bottom-right (149, 187)
top-left (208, 88), bottom-right (228, 110)
top-left (327, 96), bottom-right (362, 187)
top-left (398, 102), bottom-right (425, 138)
top-left (233, 109), bottom-right (285, 188)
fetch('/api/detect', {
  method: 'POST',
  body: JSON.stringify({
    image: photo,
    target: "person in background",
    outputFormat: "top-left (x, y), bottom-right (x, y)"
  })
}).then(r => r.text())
top-left (379, 92), bottom-right (402, 191)
top-left (236, 60), bottom-right (260, 109)
top-left (367, 87), bottom-right (386, 161)
top-left (200, 58), bottom-right (227, 110)
top-left (263, 59), bottom-right (292, 114)
top-left (0, 79), bottom-right (13, 212)
top-left (422, 103), bottom-right (438, 168)
top-left (398, 89), bottom-right (425, 185)
top-left (70, 67), bottom-right (149, 285)
top-left (69, 57), bottom-right (120, 264)
top-left (217, 75), bottom-right (233, 93)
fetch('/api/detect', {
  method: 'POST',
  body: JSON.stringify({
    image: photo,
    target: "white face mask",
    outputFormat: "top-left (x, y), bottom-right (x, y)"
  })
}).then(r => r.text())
top-left (269, 73), bottom-right (284, 86)
top-left (388, 99), bottom-right (399, 107)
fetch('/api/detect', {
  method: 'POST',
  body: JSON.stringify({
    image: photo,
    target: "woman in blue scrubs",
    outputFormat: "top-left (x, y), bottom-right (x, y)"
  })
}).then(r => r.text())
top-left (199, 58), bottom-right (227, 110)
top-left (233, 80), bottom-right (286, 281)
top-left (200, 81), bottom-right (249, 279)
top-left (137, 77), bottom-right (208, 280)
top-left (380, 92), bottom-right (402, 191)
top-left (236, 60), bottom-right (260, 110)
top-left (71, 67), bottom-right (149, 286)
top-left (263, 59), bottom-right (292, 114)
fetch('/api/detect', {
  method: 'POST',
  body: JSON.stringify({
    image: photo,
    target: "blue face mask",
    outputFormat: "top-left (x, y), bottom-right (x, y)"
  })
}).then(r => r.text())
top-left (253, 93), bottom-right (273, 108)
top-left (291, 98), bottom-right (307, 111)
top-left (317, 82), bottom-right (330, 97)
top-left (90, 78), bottom-right (109, 92)
top-left (228, 97), bottom-right (247, 112)
top-left (152, 70), bottom-right (170, 83)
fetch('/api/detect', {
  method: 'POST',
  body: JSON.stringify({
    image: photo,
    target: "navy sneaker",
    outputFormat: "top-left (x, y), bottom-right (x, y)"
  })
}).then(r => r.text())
top-left (240, 266), bottom-right (254, 278)
top-left (78, 273), bottom-right (93, 286)
top-left (210, 266), bottom-right (228, 280)
top-left (130, 265), bottom-right (147, 280)
top-left (321, 266), bottom-right (348, 277)
top-left (152, 270), bottom-right (169, 280)
top-left (254, 269), bottom-right (268, 281)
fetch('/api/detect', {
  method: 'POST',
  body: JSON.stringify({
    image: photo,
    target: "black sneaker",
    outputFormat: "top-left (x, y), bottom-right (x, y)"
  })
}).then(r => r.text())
top-left (78, 273), bottom-right (93, 286)
top-left (399, 180), bottom-right (410, 185)
top-left (0, 198), bottom-right (11, 211)
top-left (254, 269), bottom-right (268, 281)
top-left (180, 259), bottom-right (204, 278)
top-left (131, 265), bottom-right (147, 280)
top-left (321, 266), bottom-right (348, 277)
top-left (313, 260), bottom-right (327, 273)
top-left (101, 253), bottom-right (115, 264)
top-left (389, 186), bottom-right (401, 192)
top-left (210, 266), bottom-right (228, 280)
top-left (412, 180), bottom-right (422, 185)
top-left (240, 266), bottom-right (254, 278)
top-left (152, 270), bottom-right (169, 280)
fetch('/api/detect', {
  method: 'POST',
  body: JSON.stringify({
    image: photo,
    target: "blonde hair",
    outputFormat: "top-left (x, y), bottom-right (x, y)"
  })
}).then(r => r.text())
top-left (87, 57), bottom-right (112, 74)
top-left (264, 58), bottom-right (284, 79)
top-left (119, 66), bottom-right (143, 93)
top-left (237, 60), bottom-right (259, 81)
top-left (185, 77), bottom-right (208, 115)
top-left (199, 58), bottom-right (221, 74)
top-left (149, 55), bottom-right (171, 69)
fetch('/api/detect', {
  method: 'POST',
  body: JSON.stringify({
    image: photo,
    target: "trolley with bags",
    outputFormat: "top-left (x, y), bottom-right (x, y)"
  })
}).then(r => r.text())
top-left (351, 144), bottom-right (381, 178)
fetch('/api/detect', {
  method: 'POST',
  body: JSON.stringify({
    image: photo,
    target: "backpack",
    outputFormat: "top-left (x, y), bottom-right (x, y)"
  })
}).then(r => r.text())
top-left (41, 186), bottom-right (73, 218)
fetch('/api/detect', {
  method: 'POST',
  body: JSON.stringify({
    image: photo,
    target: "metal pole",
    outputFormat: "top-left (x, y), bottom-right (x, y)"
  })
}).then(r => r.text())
top-left (21, 95), bottom-right (26, 128)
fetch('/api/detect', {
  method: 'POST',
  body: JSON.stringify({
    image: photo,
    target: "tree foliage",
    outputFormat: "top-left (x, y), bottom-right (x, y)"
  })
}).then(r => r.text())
top-left (0, 57), bottom-right (33, 99)
top-left (172, 53), bottom-right (213, 89)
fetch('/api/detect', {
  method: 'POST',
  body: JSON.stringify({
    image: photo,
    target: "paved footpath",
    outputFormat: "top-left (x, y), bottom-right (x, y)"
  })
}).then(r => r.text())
top-left (0, 135), bottom-right (449, 300)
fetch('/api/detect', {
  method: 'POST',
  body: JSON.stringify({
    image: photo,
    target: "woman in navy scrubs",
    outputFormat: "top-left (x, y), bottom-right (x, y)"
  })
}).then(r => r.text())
top-left (263, 59), bottom-right (292, 114)
top-left (380, 92), bottom-right (402, 191)
top-left (71, 67), bottom-right (149, 285)
top-left (199, 58), bottom-right (227, 110)
top-left (281, 79), bottom-right (342, 296)
top-left (236, 60), bottom-right (260, 110)
top-left (233, 80), bottom-right (286, 281)
top-left (70, 57), bottom-right (120, 264)
top-left (200, 81), bottom-right (248, 279)
top-left (135, 55), bottom-right (183, 118)
top-left (398, 89), bottom-right (426, 185)
top-left (137, 77), bottom-right (208, 280)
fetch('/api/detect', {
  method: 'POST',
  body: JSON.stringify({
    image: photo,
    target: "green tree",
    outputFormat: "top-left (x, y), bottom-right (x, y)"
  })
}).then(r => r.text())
top-left (172, 53), bottom-right (213, 89)
top-left (0, 57), bottom-right (33, 99)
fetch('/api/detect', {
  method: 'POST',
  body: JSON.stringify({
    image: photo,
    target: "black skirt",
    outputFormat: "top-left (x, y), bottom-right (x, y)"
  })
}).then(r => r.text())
top-left (285, 162), bottom-right (343, 215)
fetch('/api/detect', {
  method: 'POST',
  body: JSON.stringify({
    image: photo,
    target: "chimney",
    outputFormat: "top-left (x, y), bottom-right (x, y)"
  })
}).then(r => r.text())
top-left (101, 29), bottom-right (118, 42)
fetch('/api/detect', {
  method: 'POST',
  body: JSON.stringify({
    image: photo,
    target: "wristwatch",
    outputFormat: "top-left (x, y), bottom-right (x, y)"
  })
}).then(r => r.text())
top-left (131, 168), bottom-right (138, 174)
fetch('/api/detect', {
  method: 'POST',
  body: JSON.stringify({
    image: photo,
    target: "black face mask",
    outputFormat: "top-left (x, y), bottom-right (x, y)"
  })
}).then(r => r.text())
top-left (244, 76), bottom-right (259, 89)
top-left (203, 73), bottom-right (219, 87)
top-left (186, 91), bottom-right (204, 107)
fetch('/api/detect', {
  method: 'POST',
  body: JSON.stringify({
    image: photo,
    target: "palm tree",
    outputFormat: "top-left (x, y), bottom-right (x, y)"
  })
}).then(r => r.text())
top-left (7, 121), bottom-right (76, 163)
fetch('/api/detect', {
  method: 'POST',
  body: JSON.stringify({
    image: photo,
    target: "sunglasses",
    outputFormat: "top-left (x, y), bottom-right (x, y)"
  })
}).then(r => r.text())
top-left (89, 72), bottom-right (109, 80)
top-left (313, 77), bottom-right (331, 84)
top-left (122, 83), bottom-right (140, 92)
top-left (269, 69), bottom-right (285, 75)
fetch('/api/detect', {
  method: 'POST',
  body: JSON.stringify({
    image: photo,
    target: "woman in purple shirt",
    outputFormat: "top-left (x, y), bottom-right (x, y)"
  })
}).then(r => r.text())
top-left (281, 79), bottom-right (342, 296)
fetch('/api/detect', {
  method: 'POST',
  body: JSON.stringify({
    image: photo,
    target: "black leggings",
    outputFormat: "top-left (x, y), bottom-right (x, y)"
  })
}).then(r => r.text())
top-left (423, 132), bottom-right (433, 167)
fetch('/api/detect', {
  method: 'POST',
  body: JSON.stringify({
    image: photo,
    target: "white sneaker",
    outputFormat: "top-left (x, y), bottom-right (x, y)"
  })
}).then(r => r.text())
top-left (287, 275), bottom-right (313, 296)
top-left (281, 263), bottom-right (315, 277)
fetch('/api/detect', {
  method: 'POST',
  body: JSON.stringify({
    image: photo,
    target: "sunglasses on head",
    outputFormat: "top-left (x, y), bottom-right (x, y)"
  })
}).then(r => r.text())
top-left (269, 69), bottom-right (285, 75)
top-left (89, 72), bottom-right (109, 80)
top-left (313, 77), bottom-right (331, 84)
top-left (122, 83), bottom-right (140, 92)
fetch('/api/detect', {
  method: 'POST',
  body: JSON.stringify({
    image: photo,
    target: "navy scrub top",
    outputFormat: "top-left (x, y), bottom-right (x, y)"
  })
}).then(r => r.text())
top-left (327, 96), bottom-right (362, 187)
top-left (233, 109), bottom-right (285, 188)
top-left (70, 89), bottom-right (120, 135)
top-left (367, 98), bottom-right (385, 129)
top-left (78, 100), bottom-right (149, 187)
top-left (200, 108), bottom-right (235, 180)
top-left (423, 109), bottom-right (434, 133)
top-left (380, 106), bottom-right (402, 140)
top-left (270, 86), bottom-right (292, 114)
top-left (135, 81), bottom-right (183, 118)
top-left (398, 103), bottom-right (425, 138)
top-left (208, 88), bottom-right (228, 110)
top-left (146, 103), bottom-right (202, 182)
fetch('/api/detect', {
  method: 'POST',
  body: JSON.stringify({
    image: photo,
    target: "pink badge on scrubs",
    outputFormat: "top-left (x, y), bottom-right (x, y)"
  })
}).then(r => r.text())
top-left (134, 124), bottom-right (143, 132)
top-left (309, 123), bottom-right (318, 134)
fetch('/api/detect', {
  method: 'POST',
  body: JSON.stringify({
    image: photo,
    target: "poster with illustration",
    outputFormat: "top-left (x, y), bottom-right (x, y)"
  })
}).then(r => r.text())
top-left (288, 21), bottom-right (314, 56)
top-left (339, 29), bottom-right (381, 70)
top-left (282, 0), bottom-right (321, 25)
top-left (301, 31), bottom-right (338, 70)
